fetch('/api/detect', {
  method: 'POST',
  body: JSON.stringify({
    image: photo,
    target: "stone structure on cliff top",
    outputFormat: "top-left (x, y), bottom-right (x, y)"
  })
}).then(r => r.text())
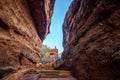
top-left (62, 0), bottom-right (120, 80)
top-left (0, 0), bottom-right (55, 67)
top-left (45, 49), bottom-right (58, 59)
top-left (41, 48), bottom-right (58, 64)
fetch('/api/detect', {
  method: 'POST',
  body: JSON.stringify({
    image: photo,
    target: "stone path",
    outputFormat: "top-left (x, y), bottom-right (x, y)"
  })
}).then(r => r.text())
top-left (2, 64), bottom-right (76, 80)
top-left (39, 78), bottom-right (76, 80)
top-left (38, 70), bottom-right (76, 80)
top-left (36, 63), bottom-right (76, 80)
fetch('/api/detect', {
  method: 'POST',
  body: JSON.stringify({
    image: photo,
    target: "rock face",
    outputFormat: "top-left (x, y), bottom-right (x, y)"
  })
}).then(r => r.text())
top-left (27, 0), bottom-right (55, 41)
top-left (0, 0), bottom-right (55, 68)
top-left (62, 0), bottom-right (120, 80)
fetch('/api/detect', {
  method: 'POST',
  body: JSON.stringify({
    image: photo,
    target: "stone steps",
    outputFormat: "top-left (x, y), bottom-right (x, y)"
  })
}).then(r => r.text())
top-left (2, 66), bottom-right (76, 80)
top-left (39, 78), bottom-right (76, 80)
top-left (38, 70), bottom-right (72, 78)
top-left (38, 70), bottom-right (76, 80)
top-left (36, 63), bottom-right (76, 80)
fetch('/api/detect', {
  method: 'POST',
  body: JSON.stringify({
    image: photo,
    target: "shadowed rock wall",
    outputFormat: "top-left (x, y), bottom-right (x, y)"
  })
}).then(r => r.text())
top-left (62, 0), bottom-right (120, 80)
top-left (27, 0), bottom-right (55, 41)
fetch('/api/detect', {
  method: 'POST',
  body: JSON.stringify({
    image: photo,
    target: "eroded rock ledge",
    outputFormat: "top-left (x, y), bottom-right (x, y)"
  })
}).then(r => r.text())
top-left (62, 0), bottom-right (120, 80)
top-left (27, 0), bottom-right (55, 41)
top-left (0, 0), bottom-right (55, 68)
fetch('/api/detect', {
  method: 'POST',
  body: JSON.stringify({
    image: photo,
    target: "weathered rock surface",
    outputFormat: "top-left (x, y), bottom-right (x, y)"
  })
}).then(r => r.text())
top-left (62, 0), bottom-right (120, 80)
top-left (0, 0), bottom-right (55, 69)
top-left (27, 0), bottom-right (55, 41)
top-left (0, 66), bottom-right (17, 79)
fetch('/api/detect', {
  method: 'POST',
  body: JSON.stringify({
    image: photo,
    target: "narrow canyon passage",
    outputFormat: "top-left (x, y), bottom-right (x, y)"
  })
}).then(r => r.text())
top-left (0, 0), bottom-right (120, 80)
top-left (0, 0), bottom-right (76, 80)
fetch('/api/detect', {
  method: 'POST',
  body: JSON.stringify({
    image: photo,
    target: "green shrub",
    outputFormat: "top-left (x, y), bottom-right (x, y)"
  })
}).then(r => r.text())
top-left (40, 44), bottom-right (50, 59)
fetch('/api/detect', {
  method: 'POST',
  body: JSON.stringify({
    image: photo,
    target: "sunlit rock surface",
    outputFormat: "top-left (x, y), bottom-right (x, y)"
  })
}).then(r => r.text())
top-left (0, 0), bottom-right (55, 79)
top-left (62, 0), bottom-right (120, 80)
top-left (41, 48), bottom-right (58, 64)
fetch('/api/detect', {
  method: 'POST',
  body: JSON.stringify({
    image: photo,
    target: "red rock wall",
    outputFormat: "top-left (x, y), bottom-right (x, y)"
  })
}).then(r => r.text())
top-left (62, 0), bottom-right (120, 80)
top-left (0, 0), bottom-right (55, 67)
top-left (27, 0), bottom-right (55, 41)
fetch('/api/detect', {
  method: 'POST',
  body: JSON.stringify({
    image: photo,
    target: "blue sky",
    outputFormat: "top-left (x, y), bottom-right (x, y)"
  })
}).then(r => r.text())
top-left (43, 0), bottom-right (72, 53)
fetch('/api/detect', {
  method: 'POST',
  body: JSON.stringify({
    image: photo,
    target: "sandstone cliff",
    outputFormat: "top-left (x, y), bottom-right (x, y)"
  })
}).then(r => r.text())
top-left (0, 0), bottom-right (55, 68)
top-left (27, 0), bottom-right (55, 41)
top-left (62, 0), bottom-right (120, 80)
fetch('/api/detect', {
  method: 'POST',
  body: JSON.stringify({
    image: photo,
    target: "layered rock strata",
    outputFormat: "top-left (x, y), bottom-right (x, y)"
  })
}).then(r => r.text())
top-left (0, 0), bottom-right (55, 68)
top-left (62, 0), bottom-right (120, 80)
